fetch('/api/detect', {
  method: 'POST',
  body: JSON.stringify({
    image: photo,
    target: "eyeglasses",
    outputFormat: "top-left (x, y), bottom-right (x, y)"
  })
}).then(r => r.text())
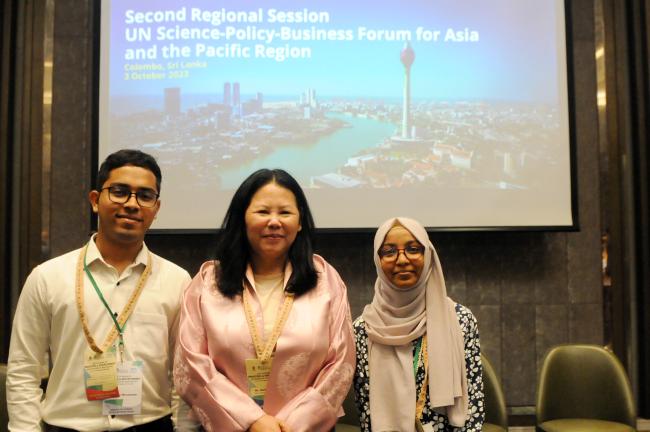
top-left (378, 244), bottom-right (425, 262)
top-left (101, 185), bottom-right (159, 208)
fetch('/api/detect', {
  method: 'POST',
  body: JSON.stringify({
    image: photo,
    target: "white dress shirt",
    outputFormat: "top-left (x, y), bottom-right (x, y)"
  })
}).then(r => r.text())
top-left (7, 237), bottom-right (196, 431)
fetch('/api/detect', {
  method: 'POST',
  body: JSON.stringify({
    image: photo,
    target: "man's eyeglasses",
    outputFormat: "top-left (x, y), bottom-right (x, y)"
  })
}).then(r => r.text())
top-left (378, 244), bottom-right (425, 262)
top-left (101, 185), bottom-right (159, 208)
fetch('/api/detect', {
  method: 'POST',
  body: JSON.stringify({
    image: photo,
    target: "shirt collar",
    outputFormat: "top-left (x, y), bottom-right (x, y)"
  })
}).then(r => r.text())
top-left (86, 233), bottom-right (149, 269)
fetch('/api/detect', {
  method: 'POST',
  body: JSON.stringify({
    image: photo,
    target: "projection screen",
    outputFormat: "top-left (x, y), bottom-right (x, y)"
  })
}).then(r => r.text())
top-left (99, 0), bottom-right (574, 230)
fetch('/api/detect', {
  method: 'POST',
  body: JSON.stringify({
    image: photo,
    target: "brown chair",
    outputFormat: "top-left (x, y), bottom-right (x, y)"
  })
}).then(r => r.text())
top-left (482, 354), bottom-right (508, 432)
top-left (536, 344), bottom-right (636, 432)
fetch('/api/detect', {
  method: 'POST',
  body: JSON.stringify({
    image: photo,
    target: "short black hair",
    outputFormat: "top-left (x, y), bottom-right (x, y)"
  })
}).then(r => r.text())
top-left (215, 169), bottom-right (318, 298)
top-left (96, 149), bottom-right (162, 192)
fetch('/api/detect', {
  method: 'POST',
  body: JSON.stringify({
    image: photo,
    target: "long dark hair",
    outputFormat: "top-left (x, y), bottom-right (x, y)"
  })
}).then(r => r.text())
top-left (214, 169), bottom-right (318, 298)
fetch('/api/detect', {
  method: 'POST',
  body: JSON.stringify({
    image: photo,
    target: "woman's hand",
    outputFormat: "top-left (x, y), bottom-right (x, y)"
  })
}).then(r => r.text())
top-left (248, 414), bottom-right (289, 432)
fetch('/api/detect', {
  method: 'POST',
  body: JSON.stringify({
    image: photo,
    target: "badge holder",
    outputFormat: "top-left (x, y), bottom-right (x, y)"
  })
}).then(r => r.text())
top-left (83, 346), bottom-right (120, 401)
top-left (103, 359), bottom-right (144, 415)
top-left (246, 357), bottom-right (274, 406)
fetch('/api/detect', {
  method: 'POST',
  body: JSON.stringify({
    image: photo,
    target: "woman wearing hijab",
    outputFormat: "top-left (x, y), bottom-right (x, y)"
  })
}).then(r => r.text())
top-left (353, 217), bottom-right (483, 432)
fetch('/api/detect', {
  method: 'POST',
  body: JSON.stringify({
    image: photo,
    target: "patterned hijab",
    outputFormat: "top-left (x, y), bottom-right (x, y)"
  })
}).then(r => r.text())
top-left (361, 217), bottom-right (468, 431)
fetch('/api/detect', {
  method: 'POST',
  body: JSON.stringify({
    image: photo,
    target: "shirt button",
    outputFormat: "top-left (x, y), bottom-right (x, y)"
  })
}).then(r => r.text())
top-left (116, 281), bottom-right (121, 286)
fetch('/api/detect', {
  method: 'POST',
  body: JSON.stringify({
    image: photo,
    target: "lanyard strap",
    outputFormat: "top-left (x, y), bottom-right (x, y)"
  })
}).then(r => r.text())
top-left (84, 254), bottom-right (123, 334)
top-left (413, 337), bottom-right (423, 376)
top-left (242, 284), bottom-right (294, 362)
top-left (415, 334), bottom-right (429, 420)
top-left (75, 243), bottom-right (152, 353)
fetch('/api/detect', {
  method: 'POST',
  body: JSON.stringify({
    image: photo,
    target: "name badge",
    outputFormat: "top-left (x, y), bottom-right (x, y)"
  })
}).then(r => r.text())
top-left (102, 360), bottom-right (144, 415)
top-left (83, 347), bottom-right (120, 401)
top-left (245, 357), bottom-right (273, 406)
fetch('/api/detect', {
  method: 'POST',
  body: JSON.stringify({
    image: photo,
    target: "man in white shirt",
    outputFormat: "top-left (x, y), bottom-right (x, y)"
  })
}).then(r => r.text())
top-left (7, 149), bottom-right (196, 431)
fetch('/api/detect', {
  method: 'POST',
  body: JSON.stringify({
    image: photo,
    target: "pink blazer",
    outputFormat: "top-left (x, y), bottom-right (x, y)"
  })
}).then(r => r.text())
top-left (174, 255), bottom-right (355, 432)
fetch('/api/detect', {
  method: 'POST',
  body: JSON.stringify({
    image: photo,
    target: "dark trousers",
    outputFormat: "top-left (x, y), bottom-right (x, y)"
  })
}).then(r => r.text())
top-left (44, 415), bottom-right (173, 432)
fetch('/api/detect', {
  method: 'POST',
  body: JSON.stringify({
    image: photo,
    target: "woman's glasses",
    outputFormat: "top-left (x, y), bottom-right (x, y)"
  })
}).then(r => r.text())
top-left (378, 244), bottom-right (425, 262)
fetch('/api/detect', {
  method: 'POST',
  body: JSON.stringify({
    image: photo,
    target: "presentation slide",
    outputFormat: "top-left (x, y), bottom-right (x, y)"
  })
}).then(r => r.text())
top-left (99, 0), bottom-right (573, 229)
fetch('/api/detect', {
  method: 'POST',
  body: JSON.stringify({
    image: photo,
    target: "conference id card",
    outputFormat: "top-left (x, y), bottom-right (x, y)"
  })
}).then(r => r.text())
top-left (245, 357), bottom-right (273, 406)
top-left (83, 347), bottom-right (120, 401)
top-left (102, 360), bottom-right (144, 415)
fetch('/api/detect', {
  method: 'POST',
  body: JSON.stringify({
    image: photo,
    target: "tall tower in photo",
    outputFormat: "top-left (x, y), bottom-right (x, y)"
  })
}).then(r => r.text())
top-left (164, 87), bottom-right (180, 117)
top-left (400, 43), bottom-right (415, 139)
top-left (223, 82), bottom-right (231, 105)
top-left (233, 82), bottom-right (241, 106)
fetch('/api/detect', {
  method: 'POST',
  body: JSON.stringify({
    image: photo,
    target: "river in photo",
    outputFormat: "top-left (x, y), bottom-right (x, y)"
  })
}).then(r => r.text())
top-left (218, 112), bottom-right (396, 189)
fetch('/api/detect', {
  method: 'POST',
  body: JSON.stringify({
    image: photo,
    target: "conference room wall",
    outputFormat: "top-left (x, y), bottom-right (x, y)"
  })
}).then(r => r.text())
top-left (43, 0), bottom-right (600, 408)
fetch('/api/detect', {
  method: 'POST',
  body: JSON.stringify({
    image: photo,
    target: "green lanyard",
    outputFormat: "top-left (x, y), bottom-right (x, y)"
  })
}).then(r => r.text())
top-left (77, 243), bottom-right (151, 355)
top-left (413, 336), bottom-right (423, 376)
top-left (83, 251), bottom-right (127, 354)
top-left (413, 335), bottom-right (428, 422)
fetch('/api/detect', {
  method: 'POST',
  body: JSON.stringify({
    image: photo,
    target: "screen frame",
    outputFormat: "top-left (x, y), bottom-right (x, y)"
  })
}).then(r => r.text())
top-left (90, 0), bottom-right (579, 234)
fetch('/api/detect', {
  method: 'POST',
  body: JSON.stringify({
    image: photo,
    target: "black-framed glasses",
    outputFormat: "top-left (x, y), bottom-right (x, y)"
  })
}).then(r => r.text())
top-left (378, 244), bottom-right (425, 262)
top-left (101, 185), bottom-right (159, 208)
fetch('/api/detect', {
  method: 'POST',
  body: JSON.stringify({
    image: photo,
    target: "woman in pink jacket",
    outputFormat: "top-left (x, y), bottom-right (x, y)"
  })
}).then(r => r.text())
top-left (174, 169), bottom-right (355, 432)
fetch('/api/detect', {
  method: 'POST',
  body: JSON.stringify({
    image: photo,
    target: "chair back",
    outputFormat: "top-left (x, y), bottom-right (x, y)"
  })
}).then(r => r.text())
top-left (482, 354), bottom-right (508, 429)
top-left (536, 344), bottom-right (636, 426)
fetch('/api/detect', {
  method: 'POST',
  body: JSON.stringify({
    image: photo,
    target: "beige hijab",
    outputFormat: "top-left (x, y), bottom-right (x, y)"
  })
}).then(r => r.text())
top-left (361, 217), bottom-right (468, 431)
